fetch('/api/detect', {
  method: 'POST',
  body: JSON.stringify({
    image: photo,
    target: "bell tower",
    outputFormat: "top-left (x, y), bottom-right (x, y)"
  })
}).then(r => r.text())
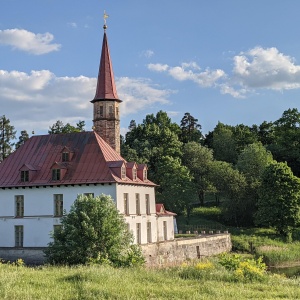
top-left (91, 12), bottom-right (122, 153)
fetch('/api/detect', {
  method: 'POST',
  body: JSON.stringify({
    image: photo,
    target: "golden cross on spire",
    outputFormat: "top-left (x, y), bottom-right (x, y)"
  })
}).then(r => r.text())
top-left (103, 10), bottom-right (109, 25)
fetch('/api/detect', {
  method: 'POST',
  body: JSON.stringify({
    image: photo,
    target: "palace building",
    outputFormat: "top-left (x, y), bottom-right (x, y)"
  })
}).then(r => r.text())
top-left (0, 16), bottom-right (175, 259)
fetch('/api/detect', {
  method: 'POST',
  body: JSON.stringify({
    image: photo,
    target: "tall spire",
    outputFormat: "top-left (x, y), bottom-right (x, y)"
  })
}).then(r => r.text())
top-left (91, 12), bottom-right (122, 154)
top-left (91, 13), bottom-right (121, 103)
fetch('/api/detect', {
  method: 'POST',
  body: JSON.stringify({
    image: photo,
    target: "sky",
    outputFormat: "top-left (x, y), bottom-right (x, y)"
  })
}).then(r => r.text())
top-left (1, 0), bottom-right (300, 139)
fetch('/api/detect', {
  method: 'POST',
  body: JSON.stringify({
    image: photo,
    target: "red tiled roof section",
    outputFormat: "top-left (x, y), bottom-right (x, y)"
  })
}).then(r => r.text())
top-left (0, 131), bottom-right (155, 188)
top-left (92, 32), bottom-right (121, 102)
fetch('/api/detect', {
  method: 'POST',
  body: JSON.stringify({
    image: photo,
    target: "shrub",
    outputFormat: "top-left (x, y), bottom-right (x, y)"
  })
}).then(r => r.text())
top-left (45, 194), bottom-right (144, 267)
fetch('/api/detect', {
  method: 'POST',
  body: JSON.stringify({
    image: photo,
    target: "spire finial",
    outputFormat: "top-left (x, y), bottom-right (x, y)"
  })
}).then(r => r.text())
top-left (103, 10), bottom-right (109, 30)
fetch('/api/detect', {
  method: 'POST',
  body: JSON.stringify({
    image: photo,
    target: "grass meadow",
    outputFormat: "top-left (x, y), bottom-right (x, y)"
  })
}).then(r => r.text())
top-left (1, 257), bottom-right (300, 300)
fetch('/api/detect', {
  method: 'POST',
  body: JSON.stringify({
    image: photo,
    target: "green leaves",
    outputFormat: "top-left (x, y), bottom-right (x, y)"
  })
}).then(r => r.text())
top-left (45, 194), bottom-right (144, 267)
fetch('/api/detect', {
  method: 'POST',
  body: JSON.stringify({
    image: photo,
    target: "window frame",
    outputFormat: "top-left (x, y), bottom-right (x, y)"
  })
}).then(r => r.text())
top-left (52, 169), bottom-right (61, 181)
top-left (15, 195), bottom-right (24, 218)
top-left (145, 194), bottom-right (150, 215)
top-left (135, 193), bottom-right (140, 215)
top-left (136, 223), bottom-right (141, 244)
top-left (15, 225), bottom-right (24, 248)
top-left (54, 194), bottom-right (63, 217)
top-left (20, 170), bottom-right (29, 182)
top-left (124, 193), bottom-right (129, 215)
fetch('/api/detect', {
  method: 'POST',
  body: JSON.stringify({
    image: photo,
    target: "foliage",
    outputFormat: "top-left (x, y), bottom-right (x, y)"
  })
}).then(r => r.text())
top-left (15, 130), bottom-right (29, 149)
top-left (218, 253), bottom-right (267, 282)
top-left (48, 120), bottom-right (85, 134)
top-left (234, 142), bottom-right (274, 226)
top-left (0, 115), bottom-right (16, 161)
top-left (191, 206), bottom-right (223, 222)
top-left (45, 194), bottom-right (144, 267)
top-left (255, 162), bottom-right (300, 238)
top-left (155, 156), bottom-right (197, 215)
top-left (268, 108), bottom-right (300, 176)
top-left (211, 122), bottom-right (238, 163)
top-left (182, 142), bottom-right (214, 206)
top-left (179, 112), bottom-right (202, 144)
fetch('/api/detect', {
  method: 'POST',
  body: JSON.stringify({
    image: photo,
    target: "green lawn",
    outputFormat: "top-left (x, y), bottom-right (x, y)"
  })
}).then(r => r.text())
top-left (0, 259), bottom-right (299, 300)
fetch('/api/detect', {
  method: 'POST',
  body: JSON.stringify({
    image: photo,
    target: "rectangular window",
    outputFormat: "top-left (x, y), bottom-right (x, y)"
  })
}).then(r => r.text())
top-left (21, 170), bottom-right (29, 182)
top-left (133, 168), bottom-right (137, 180)
top-left (143, 169), bottom-right (147, 181)
top-left (109, 105), bottom-right (113, 115)
top-left (15, 195), bottom-right (24, 217)
top-left (54, 194), bottom-right (63, 216)
top-left (121, 167), bottom-right (126, 179)
top-left (136, 193), bottom-right (140, 215)
top-left (147, 222), bottom-right (152, 243)
top-left (163, 221), bottom-right (167, 240)
top-left (136, 223), bottom-right (141, 244)
top-left (145, 194), bottom-right (150, 215)
top-left (124, 193), bottom-right (129, 215)
top-left (62, 152), bottom-right (69, 162)
top-left (15, 225), bottom-right (23, 247)
top-left (52, 169), bottom-right (61, 181)
top-left (99, 106), bottom-right (104, 117)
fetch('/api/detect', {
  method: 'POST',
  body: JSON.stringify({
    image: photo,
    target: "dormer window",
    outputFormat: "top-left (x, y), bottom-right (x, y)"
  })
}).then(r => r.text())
top-left (143, 169), bottom-right (147, 181)
top-left (62, 152), bottom-right (69, 162)
top-left (121, 166), bottom-right (126, 179)
top-left (21, 170), bottom-right (29, 182)
top-left (61, 147), bottom-right (73, 162)
top-left (133, 168), bottom-right (137, 180)
top-left (52, 169), bottom-right (61, 181)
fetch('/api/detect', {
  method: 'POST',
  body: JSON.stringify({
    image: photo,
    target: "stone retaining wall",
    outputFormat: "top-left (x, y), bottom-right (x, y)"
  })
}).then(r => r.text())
top-left (0, 234), bottom-right (231, 266)
top-left (141, 233), bottom-right (232, 266)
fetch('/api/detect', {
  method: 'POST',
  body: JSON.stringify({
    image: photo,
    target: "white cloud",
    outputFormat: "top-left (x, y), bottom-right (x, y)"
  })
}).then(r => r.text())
top-left (148, 63), bottom-right (169, 72)
top-left (117, 77), bottom-right (173, 115)
top-left (0, 70), bottom-right (173, 134)
top-left (232, 47), bottom-right (300, 90)
top-left (141, 50), bottom-right (154, 58)
top-left (148, 46), bottom-right (300, 98)
top-left (67, 22), bottom-right (78, 28)
top-left (0, 29), bottom-right (61, 55)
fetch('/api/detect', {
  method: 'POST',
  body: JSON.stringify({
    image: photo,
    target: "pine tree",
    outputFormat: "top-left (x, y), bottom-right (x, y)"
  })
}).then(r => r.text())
top-left (0, 115), bottom-right (16, 161)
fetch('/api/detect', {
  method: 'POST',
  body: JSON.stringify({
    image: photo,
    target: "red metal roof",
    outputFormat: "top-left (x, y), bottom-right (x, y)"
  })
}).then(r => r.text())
top-left (91, 32), bottom-right (121, 103)
top-left (156, 204), bottom-right (177, 216)
top-left (0, 131), bottom-right (155, 188)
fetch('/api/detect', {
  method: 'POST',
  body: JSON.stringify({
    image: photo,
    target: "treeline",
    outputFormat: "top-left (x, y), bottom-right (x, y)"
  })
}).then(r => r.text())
top-left (121, 109), bottom-right (300, 239)
top-left (0, 117), bottom-right (86, 161)
top-left (1, 109), bottom-right (300, 238)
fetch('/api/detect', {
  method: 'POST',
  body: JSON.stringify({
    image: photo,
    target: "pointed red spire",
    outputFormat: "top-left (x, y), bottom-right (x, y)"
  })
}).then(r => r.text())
top-left (91, 30), bottom-right (121, 103)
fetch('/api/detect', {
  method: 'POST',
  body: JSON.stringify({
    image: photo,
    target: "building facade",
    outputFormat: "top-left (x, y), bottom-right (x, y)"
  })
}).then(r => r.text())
top-left (0, 19), bottom-right (175, 253)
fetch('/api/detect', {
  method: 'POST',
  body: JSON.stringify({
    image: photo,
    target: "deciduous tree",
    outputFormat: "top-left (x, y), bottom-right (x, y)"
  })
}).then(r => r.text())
top-left (255, 162), bottom-right (300, 239)
top-left (45, 194), bottom-right (144, 266)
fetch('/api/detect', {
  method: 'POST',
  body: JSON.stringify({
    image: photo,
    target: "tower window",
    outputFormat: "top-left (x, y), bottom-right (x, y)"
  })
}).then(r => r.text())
top-left (99, 106), bottom-right (104, 117)
top-left (109, 105), bottom-right (113, 116)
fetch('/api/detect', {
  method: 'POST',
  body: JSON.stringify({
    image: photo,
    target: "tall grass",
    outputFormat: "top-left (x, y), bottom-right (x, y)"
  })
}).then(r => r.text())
top-left (0, 259), bottom-right (299, 299)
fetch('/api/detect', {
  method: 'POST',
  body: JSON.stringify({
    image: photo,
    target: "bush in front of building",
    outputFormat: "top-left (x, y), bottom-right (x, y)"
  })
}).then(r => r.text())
top-left (44, 194), bottom-right (145, 267)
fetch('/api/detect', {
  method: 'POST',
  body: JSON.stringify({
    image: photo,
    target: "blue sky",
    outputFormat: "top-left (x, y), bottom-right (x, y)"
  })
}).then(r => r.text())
top-left (1, 0), bottom-right (300, 138)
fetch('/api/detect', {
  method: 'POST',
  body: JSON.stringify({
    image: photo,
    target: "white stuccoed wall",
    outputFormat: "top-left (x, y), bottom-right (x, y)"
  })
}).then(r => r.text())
top-left (0, 183), bottom-right (172, 247)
